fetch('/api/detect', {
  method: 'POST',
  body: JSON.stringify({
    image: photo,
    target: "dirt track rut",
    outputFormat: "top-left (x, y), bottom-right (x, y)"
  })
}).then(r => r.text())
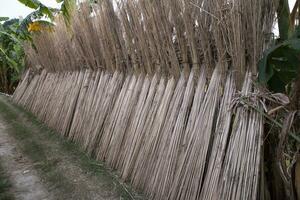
top-left (0, 120), bottom-right (53, 200)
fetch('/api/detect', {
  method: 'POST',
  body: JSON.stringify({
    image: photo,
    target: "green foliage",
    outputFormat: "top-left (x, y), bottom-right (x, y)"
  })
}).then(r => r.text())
top-left (258, 39), bottom-right (300, 92)
top-left (0, 17), bottom-right (9, 22)
top-left (18, 0), bottom-right (41, 9)
top-left (19, 0), bottom-right (76, 29)
top-left (18, 10), bottom-right (55, 38)
top-left (17, 0), bottom-right (59, 37)
top-left (277, 0), bottom-right (291, 41)
top-left (0, 0), bottom-right (60, 94)
top-left (258, 0), bottom-right (300, 93)
top-left (59, 0), bottom-right (76, 26)
top-left (0, 19), bottom-right (25, 94)
top-left (17, 0), bottom-right (59, 20)
top-left (0, 0), bottom-right (77, 94)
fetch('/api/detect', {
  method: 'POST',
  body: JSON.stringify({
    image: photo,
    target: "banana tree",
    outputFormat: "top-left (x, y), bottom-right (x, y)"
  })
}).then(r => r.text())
top-left (56, 0), bottom-right (76, 26)
top-left (0, 0), bottom-right (57, 94)
top-left (17, 0), bottom-right (59, 40)
top-left (0, 19), bottom-right (25, 94)
top-left (259, 0), bottom-right (300, 95)
top-left (18, 0), bottom-right (76, 27)
top-left (258, 1), bottom-right (300, 199)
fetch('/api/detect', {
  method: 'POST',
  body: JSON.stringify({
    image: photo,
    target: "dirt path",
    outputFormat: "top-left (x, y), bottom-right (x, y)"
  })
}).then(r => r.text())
top-left (0, 95), bottom-right (143, 200)
top-left (0, 120), bottom-right (53, 200)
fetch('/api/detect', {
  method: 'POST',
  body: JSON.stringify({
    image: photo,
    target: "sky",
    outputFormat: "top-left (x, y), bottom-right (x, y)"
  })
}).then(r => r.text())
top-left (0, 0), bottom-right (61, 19)
top-left (0, 0), bottom-right (298, 19)
top-left (290, 0), bottom-right (297, 10)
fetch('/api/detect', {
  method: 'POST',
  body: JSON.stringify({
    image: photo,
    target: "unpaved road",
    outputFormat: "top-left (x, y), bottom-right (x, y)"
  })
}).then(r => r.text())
top-left (0, 95), bottom-right (142, 200)
top-left (0, 120), bottom-right (53, 200)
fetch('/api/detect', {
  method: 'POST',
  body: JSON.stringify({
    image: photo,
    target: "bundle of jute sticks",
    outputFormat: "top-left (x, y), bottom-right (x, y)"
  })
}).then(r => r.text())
top-left (13, 0), bottom-right (276, 199)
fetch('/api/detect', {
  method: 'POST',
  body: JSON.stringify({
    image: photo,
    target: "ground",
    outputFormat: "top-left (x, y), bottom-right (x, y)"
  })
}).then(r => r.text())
top-left (0, 95), bottom-right (144, 200)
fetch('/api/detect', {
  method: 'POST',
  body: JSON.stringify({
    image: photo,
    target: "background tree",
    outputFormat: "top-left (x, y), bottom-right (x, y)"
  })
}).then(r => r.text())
top-left (0, 0), bottom-right (76, 94)
top-left (0, 18), bottom-right (24, 94)
top-left (259, 1), bottom-right (300, 199)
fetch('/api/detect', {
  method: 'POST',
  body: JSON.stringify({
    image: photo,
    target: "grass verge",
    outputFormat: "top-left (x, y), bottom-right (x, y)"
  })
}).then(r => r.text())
top-left (0, 97), bottom-right (74, 199)
top-left (0, 95), bottom-right (143, 200)
top-left (0, 163), bottom-right (14, 200)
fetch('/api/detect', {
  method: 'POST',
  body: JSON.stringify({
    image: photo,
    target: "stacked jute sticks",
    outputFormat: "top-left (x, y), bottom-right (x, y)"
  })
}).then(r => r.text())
top-left (13, 0), bottom-right (276, 199)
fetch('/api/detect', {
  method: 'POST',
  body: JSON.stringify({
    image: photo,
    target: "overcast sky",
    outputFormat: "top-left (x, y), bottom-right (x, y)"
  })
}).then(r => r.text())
top-left (0, 0), bottom-right (298, 19)
top-left (0, 0), bottom-right (61, 19)
top-left (290, 0), bottom-right (297, 10)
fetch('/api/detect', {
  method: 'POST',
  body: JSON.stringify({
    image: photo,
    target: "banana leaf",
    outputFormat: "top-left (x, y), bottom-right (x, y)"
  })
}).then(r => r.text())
top-left (258, 39), bottom-right (300, 92)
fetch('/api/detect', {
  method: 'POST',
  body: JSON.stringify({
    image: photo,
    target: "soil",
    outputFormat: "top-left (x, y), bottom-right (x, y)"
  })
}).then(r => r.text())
top-left (0, 95), bottom-right (142, 200)
top-left (0, 120), bottom-right (53, 200)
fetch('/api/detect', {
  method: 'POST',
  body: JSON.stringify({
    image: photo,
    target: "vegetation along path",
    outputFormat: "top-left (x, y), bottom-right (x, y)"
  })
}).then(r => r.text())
top-left (0, 95), bottom-right (143, 200)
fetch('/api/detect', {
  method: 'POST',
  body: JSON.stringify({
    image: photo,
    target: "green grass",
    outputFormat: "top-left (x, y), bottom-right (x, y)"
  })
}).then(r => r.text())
top-left (0, 98), bottom-right (74, 199)
top-left (0, 163), bottom-right (14, 200)
top-left (0, 95), bottom-right (143, 200)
